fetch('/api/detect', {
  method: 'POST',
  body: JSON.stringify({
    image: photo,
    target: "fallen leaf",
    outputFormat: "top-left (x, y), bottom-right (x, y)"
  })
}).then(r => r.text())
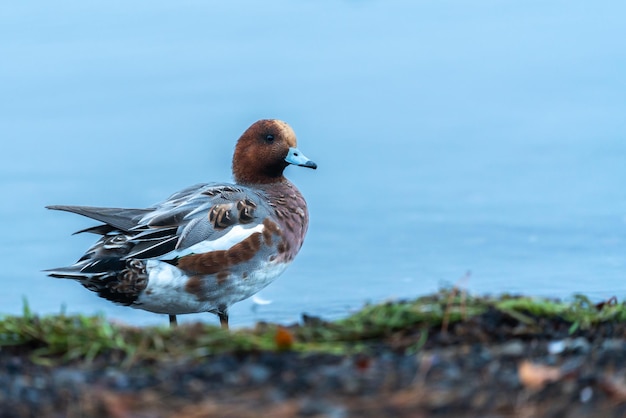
top-left (600, 375), bottom-right (626, 402)
top-left (518, 360), bottom-right (561, 389)
top-left (275, 326), bottom-right (294, 350)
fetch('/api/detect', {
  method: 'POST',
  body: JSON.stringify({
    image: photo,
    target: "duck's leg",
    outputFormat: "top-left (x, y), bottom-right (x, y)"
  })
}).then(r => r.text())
top-left (169, 315), bottom-right (178, 327)
top-left (218, 310), bottom-right (229, 330)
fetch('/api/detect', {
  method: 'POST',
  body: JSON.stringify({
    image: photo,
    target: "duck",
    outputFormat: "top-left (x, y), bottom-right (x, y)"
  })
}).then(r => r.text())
top-left (46, 119), bottom-right (316, 328)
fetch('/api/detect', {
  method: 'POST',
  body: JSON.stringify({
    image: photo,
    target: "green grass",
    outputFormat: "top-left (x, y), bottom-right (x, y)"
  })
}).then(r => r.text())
top-left (0, 304), bottom-right (290, 365)
top-left (2, 290), bottom-right (626, 365)
top-left (495, 293), bottom-right (626, 333)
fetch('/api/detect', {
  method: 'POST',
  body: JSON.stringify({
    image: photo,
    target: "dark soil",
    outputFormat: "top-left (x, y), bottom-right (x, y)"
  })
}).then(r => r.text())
top-left (3, 308), bottom-right (626, 417)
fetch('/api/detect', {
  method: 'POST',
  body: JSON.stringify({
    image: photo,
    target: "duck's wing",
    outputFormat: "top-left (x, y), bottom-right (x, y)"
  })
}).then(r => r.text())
top-left (48, 183), bottom-right (271, 262)
top-left (131, 183), bottom-right (269, 260)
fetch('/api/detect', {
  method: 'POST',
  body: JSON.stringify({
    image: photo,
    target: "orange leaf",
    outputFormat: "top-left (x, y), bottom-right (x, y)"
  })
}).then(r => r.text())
top-left (275, 326), bottom-right (294, 350)
top-left (518, 360), bottom-right (561, 389)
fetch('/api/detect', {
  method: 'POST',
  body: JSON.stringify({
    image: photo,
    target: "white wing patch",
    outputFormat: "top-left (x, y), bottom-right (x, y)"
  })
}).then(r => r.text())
top-left (157, 224), bottom-right (265, 260)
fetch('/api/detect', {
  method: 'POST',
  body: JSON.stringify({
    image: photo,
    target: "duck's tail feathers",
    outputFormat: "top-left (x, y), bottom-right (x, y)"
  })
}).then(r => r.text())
top-left (44, 262), bottom-right (139, 306)
top-left (46, 205), bottom-right (150, 232)
top-left (44, 265), bottom-right (105, 281)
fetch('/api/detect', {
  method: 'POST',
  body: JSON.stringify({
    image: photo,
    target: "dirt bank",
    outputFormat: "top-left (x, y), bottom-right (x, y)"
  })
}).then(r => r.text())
top-left (2, 292), bottom-right (626, 417)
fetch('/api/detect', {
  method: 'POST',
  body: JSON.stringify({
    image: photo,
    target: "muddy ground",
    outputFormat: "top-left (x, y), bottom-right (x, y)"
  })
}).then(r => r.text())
top-left (3, 307), bottom-right (626, 417)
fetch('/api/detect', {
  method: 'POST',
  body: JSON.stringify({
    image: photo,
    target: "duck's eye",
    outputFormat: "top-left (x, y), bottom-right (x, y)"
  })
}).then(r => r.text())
top-left (265, 134), bottom-right (275, 142)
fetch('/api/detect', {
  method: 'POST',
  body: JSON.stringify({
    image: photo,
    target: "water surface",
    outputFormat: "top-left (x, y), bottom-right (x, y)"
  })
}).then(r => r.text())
top-left (1, 1), bottom-right (625, 326)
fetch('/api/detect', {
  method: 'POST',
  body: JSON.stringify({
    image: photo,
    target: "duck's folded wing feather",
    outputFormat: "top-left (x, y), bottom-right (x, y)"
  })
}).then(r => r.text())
top-left (48, 183), bottom-right (270, 262)
top-left (134, 183), bottom-right (269, 257)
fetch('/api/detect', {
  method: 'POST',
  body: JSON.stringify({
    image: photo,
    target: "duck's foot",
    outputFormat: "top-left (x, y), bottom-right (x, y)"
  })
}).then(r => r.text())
top-left (218, 311), bottom-right (229, 330)
top-left (169, 315), bottom-right (178, 327)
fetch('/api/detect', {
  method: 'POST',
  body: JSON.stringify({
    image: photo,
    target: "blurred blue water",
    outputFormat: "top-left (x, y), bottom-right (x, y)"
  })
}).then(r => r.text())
top-left (1, 1), bottom-right (625, 327)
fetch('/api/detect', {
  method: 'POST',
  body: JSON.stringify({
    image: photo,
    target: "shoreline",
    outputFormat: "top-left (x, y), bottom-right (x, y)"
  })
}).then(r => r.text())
top-left (2, 290), bottom-right (626, 417)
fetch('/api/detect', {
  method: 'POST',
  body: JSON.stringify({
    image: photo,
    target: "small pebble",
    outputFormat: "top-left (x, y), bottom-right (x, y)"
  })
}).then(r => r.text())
top-left (499, 340), bottom-right (525, 357)
top-left (601, 339), bottom-right (625, 351)
top-left (548, 340), bottom-right (565, 355)
top-left (580, 386), bottom-right (593, 403)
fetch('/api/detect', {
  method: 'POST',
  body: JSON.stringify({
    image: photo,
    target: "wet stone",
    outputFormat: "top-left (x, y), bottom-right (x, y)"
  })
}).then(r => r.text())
top-left (498, 340), bottom-right (526, 357)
